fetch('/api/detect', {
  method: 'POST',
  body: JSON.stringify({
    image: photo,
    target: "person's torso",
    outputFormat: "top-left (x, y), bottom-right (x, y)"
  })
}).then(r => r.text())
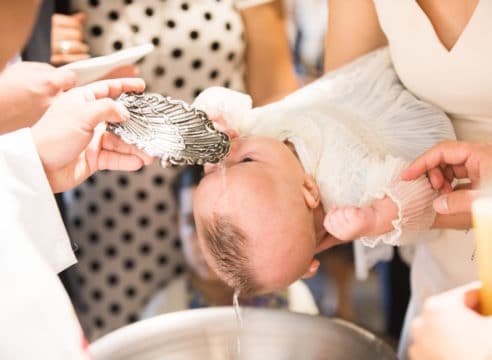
top-left (374, 0), bottom-right (492, 142)
top-left (373, 5), bottom-right (480, 355)
top-left (71, 0), bottom-right (247, 102)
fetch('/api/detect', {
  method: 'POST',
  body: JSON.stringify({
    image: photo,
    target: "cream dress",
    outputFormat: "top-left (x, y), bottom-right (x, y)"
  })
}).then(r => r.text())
top-left (373, 0), bottom-right (492, 357)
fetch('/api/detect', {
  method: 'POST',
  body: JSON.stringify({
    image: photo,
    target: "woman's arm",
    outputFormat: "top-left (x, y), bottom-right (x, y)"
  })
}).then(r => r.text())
top-left (324, 0), bottom-right (387, 72)
top-left (241, 1), bottom-right (299, 105)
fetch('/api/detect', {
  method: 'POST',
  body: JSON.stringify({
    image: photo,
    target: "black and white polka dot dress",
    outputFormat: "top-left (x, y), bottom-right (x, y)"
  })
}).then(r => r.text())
top-left (64, 0), bottom-right (272, 340)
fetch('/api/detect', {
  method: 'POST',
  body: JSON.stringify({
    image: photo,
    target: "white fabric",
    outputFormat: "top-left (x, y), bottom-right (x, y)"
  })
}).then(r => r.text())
top-left (373, 2), bottom-right (487, 357)
top-left (140, 276), bottom-right (319, 318)
top-left (196, 48), bottom-right (455, 278)
top-left (0, 129), bottom-right (87, 359)
top-left (0, 128), bottom-right (76, 273)
top-left (0, 224), bottom-right (89, 359)
top-left (374, 0), bottom-right (492, 143)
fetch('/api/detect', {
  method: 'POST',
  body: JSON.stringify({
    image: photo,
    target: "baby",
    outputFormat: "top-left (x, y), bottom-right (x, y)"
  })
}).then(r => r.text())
top-left (192, 49), bottom-right (456, 295)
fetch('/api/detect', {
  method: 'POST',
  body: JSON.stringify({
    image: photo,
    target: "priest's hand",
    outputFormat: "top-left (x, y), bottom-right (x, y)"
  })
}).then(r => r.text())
top-left (31, 78), bottom-right (153, 193)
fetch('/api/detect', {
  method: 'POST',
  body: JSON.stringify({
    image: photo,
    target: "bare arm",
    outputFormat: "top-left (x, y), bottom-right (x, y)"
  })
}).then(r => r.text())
top-left (241, 1), bottom-right (299, 105)
top-left (324, 0), bottom-right (387, 72)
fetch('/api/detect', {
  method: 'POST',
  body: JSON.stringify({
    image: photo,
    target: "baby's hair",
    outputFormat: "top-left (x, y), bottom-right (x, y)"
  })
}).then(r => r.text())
top-left (201, 213), bottom-right (259, 296)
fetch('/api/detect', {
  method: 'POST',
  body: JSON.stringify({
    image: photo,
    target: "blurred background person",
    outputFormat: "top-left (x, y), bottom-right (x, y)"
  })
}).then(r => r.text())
top-left (284, 0), bottom-right (327, 80)
top-left (55, 0), bottom-right (298, 340)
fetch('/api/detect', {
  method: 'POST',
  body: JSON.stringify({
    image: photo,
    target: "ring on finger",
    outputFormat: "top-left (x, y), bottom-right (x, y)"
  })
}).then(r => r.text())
top-left (58, 40), bottom-right (72, 54)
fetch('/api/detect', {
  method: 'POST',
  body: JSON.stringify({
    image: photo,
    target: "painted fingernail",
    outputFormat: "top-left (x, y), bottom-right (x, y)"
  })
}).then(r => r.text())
top-left (433, 196), bottom-right (448, 213)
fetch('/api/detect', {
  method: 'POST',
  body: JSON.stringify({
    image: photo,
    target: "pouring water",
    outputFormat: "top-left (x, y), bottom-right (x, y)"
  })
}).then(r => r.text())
top-left (233, 290), bottom-right (243, 358)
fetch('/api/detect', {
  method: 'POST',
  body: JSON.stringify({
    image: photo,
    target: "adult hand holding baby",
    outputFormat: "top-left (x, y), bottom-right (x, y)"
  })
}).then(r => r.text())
top-left (32, 77), bottom-right (153, 193)
top-left (0, 62), bottom-right (76, 134)
top-left (402, 141), bottom-right (492, 225)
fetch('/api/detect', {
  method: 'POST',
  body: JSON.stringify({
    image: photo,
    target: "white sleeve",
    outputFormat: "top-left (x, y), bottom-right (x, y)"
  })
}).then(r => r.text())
top-left (235, 0), bottom-right (274, 10)
top-left (316, 47), bottom-right (456, 159)
top-left (0, 128), bottom-right (76, 273)
top-left (193, 86), bottom-right (254, 134)
top-left (352, 155), bottom-right (436, 279)
top-left (0, 216), bottom-right (88, 359)
top-left (310, 48), bottom-right (454, 279)
top-left (359, 156), bottom-right (436, 248)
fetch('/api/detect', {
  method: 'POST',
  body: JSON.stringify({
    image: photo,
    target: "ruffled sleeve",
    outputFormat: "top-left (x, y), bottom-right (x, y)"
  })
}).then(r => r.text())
top-left (316, 48), bottom-right (455, 279)
top-left (359, 155), bottom-right (437, 246)
top-left (346, 150), bottom-right (438, 279)
top-left (193, 86), bottom-right (254, 133)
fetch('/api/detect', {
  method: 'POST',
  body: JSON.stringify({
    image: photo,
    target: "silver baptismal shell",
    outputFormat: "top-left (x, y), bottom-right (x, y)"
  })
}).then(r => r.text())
top-left (108, 92), bottom-right (230, 166)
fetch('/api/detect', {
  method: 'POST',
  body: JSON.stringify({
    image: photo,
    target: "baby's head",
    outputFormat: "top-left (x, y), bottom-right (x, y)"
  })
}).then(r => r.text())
top-left (194, 135), bottom-right (327, 295)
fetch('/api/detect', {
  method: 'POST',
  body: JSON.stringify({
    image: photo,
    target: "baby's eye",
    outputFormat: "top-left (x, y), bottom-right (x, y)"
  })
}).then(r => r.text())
top-left (241, 157), bottom-right (253, 163)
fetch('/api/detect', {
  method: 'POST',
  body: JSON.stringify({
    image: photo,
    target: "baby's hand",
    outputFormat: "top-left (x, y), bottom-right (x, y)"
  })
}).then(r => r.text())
top-left (192, 86), bottom-right (251, 138)
top-left (324, 197), bottom-right (398, 241)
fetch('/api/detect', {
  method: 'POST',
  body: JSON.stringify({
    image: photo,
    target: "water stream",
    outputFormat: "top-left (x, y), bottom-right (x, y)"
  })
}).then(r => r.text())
top-left (233, 290), bottom-right (243, 358)
top-left (218, 160), bottom-right (227, 191)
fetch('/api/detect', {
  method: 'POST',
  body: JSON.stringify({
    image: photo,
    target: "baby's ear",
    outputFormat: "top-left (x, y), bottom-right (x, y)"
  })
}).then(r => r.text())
top-left (302, 174), bottom-right (320, 209)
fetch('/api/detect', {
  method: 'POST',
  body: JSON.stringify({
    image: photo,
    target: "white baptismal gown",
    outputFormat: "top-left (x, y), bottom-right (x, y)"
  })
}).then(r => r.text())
top-left (195, 48), bottom-right (455, 278)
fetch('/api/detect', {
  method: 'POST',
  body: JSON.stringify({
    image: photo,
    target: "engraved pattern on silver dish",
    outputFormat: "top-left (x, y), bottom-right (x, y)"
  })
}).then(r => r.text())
top-left (108, 92), bottom-right (230, 166)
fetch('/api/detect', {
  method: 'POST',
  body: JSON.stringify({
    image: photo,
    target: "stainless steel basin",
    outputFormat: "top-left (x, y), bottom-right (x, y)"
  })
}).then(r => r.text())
top-left (90, 307), bottom-right (396, 360)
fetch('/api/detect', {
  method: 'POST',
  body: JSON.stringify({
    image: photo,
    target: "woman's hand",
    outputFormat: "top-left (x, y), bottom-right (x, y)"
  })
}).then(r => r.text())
top-left (31, 78), bottom-right (154, 193)
top-left (409, 282), bottom-right (492, 360)
top-left (402, 141), bottom-right (492, 218)
top-left (51, 12), bottom-right (90, 66)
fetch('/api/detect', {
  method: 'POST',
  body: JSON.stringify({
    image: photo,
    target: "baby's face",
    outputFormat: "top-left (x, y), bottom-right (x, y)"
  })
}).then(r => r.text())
top-left (194, 136), bottom-right (321, 293)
